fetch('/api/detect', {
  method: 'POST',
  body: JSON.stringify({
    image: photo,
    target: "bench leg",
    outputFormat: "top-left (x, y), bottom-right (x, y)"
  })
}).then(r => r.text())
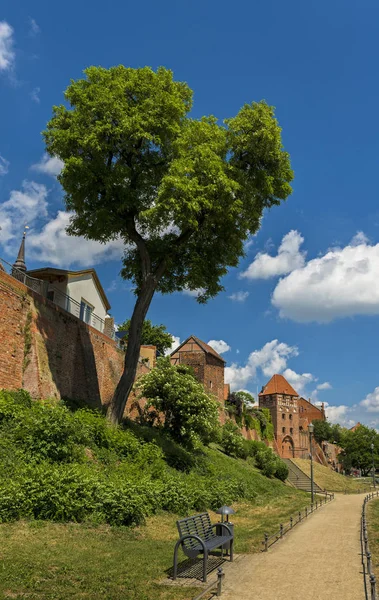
top-left (173, 540), bottom-right (181, 580)
top-left (203, 550), bottom-right (208, 582)
top-left (230, 538), bottom-right (234, 562)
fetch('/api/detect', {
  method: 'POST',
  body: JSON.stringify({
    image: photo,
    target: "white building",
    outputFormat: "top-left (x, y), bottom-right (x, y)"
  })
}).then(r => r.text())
top-left (26, 267), bottom-right (112, 334)
top-left (10, 233), bottom-right (114, 337)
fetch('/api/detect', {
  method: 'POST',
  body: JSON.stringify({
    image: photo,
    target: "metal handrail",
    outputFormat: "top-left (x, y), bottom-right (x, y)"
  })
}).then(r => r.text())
top-left (192, 568), bottom-right (224, 600)
top-left (0, 256), bottom-right (114, 338)
top-left (361, 491), bottom-right (379, 599)
top-left (262, 493), bottom-right (335, 552)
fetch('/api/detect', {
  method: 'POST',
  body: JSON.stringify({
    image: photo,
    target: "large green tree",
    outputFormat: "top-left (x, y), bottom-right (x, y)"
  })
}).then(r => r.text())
top-left (338, 425), bottom-right (379, 476)
top-left (118, 319), bottom-right (173, 356)
top-left (44, 65), bottom-right (293, 424)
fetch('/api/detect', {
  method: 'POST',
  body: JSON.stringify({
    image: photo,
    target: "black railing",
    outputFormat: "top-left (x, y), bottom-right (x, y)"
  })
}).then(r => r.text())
top-left (0, 256), bottom-right (115, 339)
top-left (361, 491), bottom-right (379, 599)
top-left (192, 567), bottom-right (224, 599)
top-left (262, 493), bottom-right (335, 552)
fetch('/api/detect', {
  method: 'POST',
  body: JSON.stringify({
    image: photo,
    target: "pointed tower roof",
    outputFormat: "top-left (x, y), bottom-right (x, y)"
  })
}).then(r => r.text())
top-left (259, 374), bottom-right (299, 397)
top-left (13, 234), bottom-right (26, 273)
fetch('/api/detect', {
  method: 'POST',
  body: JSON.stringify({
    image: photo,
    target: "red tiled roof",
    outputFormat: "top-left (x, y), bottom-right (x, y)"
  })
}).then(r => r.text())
top-left (349, 422), bottom-right (361, 432)
top-left (259, 374), bottom-right (299, 397)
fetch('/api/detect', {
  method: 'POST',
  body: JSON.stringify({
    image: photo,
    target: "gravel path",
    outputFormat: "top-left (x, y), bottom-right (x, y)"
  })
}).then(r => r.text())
top-left (222, 493), bottom-right (365, 600)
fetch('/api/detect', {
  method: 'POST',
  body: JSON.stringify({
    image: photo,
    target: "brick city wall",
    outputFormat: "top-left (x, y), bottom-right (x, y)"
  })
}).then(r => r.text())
top-left (0, 269), bottom-right (148, 413)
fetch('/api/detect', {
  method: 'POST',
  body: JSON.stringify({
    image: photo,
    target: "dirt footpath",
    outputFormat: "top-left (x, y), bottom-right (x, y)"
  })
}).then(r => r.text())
top-left (222, 494), bottom-right (365, 600)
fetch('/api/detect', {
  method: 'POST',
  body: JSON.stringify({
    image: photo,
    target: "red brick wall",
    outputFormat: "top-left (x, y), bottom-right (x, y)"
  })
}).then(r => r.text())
top-left (171, 347), bottom-right (226, 420)
top-left (0, 269), bottom-right (147, 415)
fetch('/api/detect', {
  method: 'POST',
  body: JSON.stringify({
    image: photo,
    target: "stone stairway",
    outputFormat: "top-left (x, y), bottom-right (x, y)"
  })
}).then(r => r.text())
top-left (283, 459), bottom-right (324, 493)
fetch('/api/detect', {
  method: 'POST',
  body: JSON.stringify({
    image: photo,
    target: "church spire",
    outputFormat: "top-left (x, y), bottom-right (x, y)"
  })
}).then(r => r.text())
top-left (13, 226), bottom-right (28, 273)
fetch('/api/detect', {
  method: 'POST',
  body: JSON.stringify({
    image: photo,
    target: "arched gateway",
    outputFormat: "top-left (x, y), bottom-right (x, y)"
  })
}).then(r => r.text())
top-left (281, 436), bottom-right (294, 458)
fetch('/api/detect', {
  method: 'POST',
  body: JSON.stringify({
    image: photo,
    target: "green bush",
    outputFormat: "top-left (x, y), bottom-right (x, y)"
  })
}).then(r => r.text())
top-left (0, 391), bottom-right (282, 526)
top-left (220, 421), bottom-right (248, 459)
top-left (135, 357), bottom-right (220, 448)
top-left (274, 460), bottom-right (289, 482)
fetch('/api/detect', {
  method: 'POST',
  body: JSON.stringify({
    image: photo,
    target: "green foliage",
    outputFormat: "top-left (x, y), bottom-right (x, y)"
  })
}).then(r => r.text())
top-left (44, 65), bottom-right (293, 424)
top-left (312, 419), bottom-right (343, 447)
top-left (220, 420), bottom-right (248, 459)
top-left (2, 389), bottom-right (293, 526)
top-left (219, 420), bottom-right (288, 480)
top-left (338, 424), bottom-right (379, 475)
top-left (135, 357), bottom-right (220, 448)
top-left (44, 65), bottom-right (293, 302)
top-left (118, 319), bottom-right (173, 355)
top-left (22, 311), bottom-right (33, 372)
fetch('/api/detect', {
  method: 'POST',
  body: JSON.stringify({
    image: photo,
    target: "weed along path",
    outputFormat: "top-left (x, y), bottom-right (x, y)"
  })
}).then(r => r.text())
top-left (222, 493), bottom-right (365, 600)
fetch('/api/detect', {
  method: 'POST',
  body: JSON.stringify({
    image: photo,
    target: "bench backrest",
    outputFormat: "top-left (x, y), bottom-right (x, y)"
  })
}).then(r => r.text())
top-left (177, 513), bottom-right (214, 550)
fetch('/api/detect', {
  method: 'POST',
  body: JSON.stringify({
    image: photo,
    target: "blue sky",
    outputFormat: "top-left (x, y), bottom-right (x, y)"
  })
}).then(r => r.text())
top-left (1, 0), bottom-right (379, 427)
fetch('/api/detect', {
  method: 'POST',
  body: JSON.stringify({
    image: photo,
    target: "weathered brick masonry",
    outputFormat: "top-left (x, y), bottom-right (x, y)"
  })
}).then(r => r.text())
top-left (0, 269), bottom-right (147, 411)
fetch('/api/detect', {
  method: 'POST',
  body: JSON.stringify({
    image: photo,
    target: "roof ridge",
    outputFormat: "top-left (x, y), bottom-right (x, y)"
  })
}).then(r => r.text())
top-left (259, 373), bottom-right (299, 397)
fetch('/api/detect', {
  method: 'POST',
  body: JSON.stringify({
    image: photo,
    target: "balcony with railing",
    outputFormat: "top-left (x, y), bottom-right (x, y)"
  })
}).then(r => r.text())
top-left (0, 256), bottom-right (116, 340)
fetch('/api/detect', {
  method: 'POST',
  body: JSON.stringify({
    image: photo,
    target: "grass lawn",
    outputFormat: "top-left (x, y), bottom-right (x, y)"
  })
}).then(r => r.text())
top-left (291, 458), bottom-right (372, 493)
top-left (0, 488), bottom-right (313, 600)
top-left (367, 498), bottom-right (379, 578)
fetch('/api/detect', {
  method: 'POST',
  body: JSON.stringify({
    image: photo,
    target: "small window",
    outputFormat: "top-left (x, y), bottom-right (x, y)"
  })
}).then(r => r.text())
top-left (210, 381), bottom-right (213, 389)
top-left (299, 425), bottom-right (303, 431)
top-left (289, 414), bottom-right (293, 420)
top-left (282, 413), bottom-right (285, 419)
top-left (290, 428), bottom-right (293, 434)
top-left (282, 427), bottom-right (286, 433)
top-left (47, 290), bottom-right (55, 302)
top-left (80, 299), bottom-right (93, 324)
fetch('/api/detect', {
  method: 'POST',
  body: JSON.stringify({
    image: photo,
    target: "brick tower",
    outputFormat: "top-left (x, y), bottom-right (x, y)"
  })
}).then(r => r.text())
top-left (170, 335), bottom-right (226, 409)
top-left (259, 374), bottom-right (305, 458)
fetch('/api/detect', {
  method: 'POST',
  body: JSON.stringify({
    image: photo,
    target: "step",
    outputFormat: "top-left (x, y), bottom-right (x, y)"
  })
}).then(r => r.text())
top-left (283, 459), bottom-right (324, 493)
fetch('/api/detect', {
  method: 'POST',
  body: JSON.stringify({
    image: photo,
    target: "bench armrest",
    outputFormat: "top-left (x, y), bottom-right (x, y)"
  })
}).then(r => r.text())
top-left (211, 522), bottom-right (233, 537)
top-left (177, 534), bottom-right (206, 551)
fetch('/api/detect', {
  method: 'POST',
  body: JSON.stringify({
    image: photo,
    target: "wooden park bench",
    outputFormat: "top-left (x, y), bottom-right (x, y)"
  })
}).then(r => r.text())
top-left (173, 512), bottom-right (234, 582)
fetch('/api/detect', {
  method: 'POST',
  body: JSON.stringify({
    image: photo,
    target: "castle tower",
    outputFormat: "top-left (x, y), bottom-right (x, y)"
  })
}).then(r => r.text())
top-left (170, 335), bottom-right (226, 408)
top-left (259, 374), bottom-right (303, 458)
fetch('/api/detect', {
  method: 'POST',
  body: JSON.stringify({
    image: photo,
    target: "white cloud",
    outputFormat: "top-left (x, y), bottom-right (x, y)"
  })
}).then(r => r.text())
top-left (182, 287), bottom-right (206, 298)
top-left (207, 340), bottom-right (231, 354)
top-left (310, 381), bottom-right (332, 403)
top-left (282, 368), bottom-right (315, 395)
top-left (30, 87), bottom-right (40, 104)
top-left (351, 231), bottom-right (369, 246)
top-left (26, 211), bottom-right (124, 268)
top-left (106, 280), bottom-right (118, 293)
top-left (316, 382), bottom-right (332, 391)
top-left (165, 335), bottom-right (181, 356)
top-left (32, 154), bottom-right (63, 177)
top-left (241, 230), bottom-right (306, 280)
top-left (0, 22), bottom-right (15, 72)
top-left (325, 404), bottom-right (350, 424)
top-left (29, 18), bottom-right (40, 36)
top-left (0, 180), bottom-right (48, 244)
top-left (225, 339), bottom-right (298, 391)
top-left (0, 155), bottom-right (9, 176)
top-left (360, 387), bottom-right (379, 413)
top-left (228, 291), bottom-right (249, 302)
top-left (272, 231), bottom-right (379, 323)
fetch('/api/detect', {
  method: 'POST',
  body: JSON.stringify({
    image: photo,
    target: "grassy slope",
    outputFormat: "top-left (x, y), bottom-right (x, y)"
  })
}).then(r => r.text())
top-left (0, 449), bottom-right (312, 600)
top-left (368, 499), bottom-right (379, 578)
top-left (292, 458), bottom-right (371, 493)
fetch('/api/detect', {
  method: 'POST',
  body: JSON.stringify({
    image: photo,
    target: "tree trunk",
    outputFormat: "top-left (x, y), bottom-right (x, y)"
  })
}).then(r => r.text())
top-left (107, 279), bottom-right (156, 424)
